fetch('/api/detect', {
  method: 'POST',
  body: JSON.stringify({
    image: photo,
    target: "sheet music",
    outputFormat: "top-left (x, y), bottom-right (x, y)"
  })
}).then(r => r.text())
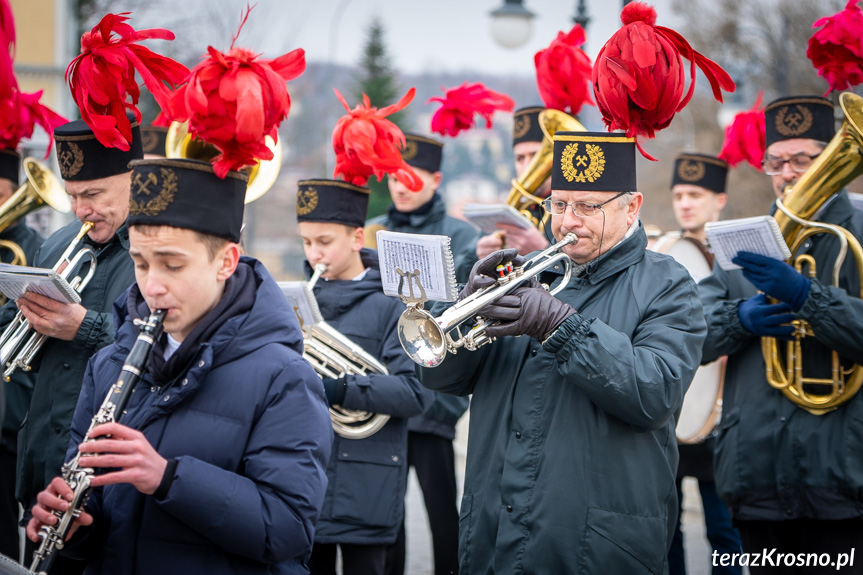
top-left (376, 230), bottom-right (458, 302)
top-left (462, 203), bottom-right (533, 234)
top-left (0, 263), bottom-right (81, 304)
top-left (277, 281), bottom-right (323, 335)
top-left (705, 216), bottom-right (792, 271)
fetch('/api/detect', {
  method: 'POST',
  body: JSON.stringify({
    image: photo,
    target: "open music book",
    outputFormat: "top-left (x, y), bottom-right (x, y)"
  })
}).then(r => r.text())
top-left (277, 280), bottom-right (324, 336)
top-left (376, 230), bottom-right (458, 302)
top-left (462, 203), bottom-right (533, 234)
top-left (705, 216), bottom-right (792, 271)
top-left (0, 264), bottom-right (81, 304)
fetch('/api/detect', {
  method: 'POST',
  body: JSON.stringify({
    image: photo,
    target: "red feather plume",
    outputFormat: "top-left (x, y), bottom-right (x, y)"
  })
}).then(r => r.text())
top-left (0, 90), bottom-right (69, 158)
top-left (1, 0), bottom-right (17, 101)
top-left (592, 2), bottom-right (736, 160)
top-left (428, 82), bottom-right (515, 137)
top-left (717, 92), bottom-right (765, 171)
top-left (807, 0), bottom-right (863, 95)
top-left (151, 110), bottom-right (171, 127)
top-left (168, 7), bottom-right (305, 178)
top-left (332, 88), bottom-right (422, 191)
top-left (535, 24), bottom-right (594, 115)
top-left (65, 13), bottom-right (189, 151)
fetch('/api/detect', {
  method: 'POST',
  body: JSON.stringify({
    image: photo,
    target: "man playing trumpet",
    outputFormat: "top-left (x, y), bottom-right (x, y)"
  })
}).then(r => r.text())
top-left (416, 131), bottom-right (706, 573)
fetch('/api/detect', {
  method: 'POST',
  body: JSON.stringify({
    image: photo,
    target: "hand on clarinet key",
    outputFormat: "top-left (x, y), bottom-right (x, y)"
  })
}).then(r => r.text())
top-left (17, 291), bottom-right (88, 341)
top-left (79, 422), bottom-right (168, 495)
top-left (27, 476), bottom-right (94, 543)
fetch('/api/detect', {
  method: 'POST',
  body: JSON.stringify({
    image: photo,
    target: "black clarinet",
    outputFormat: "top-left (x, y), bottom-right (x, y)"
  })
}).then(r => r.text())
top-left (29, 309), bottom-right (167, 575)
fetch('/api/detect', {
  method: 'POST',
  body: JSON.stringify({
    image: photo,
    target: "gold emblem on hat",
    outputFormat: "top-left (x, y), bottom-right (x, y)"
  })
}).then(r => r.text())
top-left (141, 130), bottom-right (159, 153)
top-left (775, 105), bottom-right (813, 137)
top-left (129, 168), bottom-right (177, 216)
top-left (57, 142), bottom-right (84, 179)
top-left (677, 160), bottom-right (705, 182)
top-left (401, 140), bottom-right (419, 161)
top-left (513, 115), bottom-right (530, 139)
top-left (561, 143), bottom-right (605, 183)
top-left (297, 187), bottom-right (319, 216)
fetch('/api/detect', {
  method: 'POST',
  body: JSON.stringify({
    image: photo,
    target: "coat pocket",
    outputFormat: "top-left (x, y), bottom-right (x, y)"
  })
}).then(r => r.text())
top-left (578, 507), bottom-right (667, 575)
top-left (712, 406), bottom-right (740, 504)
top-left (330, 440), bottom-right (403, 528)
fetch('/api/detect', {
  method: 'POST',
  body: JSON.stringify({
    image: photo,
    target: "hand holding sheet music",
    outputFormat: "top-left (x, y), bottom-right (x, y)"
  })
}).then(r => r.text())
top-left (462, 203), bottom-right (533, 235)
top-left (705, 216), bottom-right (792, 271)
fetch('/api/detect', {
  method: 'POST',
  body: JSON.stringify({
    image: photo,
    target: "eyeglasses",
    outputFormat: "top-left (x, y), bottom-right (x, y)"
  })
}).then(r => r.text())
top-left (761, 154), bottom-right (820, 176)
top-left (542, 192), bottom-right (629, 217)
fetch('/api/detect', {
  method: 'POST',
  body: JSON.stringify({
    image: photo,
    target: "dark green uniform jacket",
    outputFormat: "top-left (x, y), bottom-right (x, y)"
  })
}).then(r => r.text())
top-left (0, 220), bottom-right (43, 446)
top-left (418, 225), bottom-right (706, 574)
top-left (14, 220), bottom-right (135, 509)
top-left (367, 196), bottom-right (476, 439)
top-left (700, 190), bottom-right (863, 522)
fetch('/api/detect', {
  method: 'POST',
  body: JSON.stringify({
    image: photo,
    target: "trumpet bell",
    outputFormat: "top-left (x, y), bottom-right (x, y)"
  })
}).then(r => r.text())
top-left (165, 121), bottom-right (280, 204)
top-left (398, 307), bottom-right (447, 367)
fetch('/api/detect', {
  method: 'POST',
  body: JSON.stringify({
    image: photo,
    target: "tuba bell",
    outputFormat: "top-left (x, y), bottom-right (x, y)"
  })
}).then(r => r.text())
top-left (0, 158), bottom-right (71, 268)
top-left (763, 91), bottom-right (863, 415)
top-left (165, 121), bottom-right (281, 204)
top-left (300, 264), bottom-right (392, 439)
top-left (505, 110), bottom-right (586, 230)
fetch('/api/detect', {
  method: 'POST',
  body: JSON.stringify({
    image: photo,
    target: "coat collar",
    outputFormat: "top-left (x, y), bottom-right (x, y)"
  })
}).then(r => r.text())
top-left (542, 222), bottom-right (647, 286)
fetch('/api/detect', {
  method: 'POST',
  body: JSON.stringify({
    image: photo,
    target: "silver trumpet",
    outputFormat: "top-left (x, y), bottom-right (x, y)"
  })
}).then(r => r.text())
top-left (303, 264), bottom-right (391, 439)
top-left (397, 233), bottom-right (577, 368)
top-left (0, 222), bottom-right (97, 381)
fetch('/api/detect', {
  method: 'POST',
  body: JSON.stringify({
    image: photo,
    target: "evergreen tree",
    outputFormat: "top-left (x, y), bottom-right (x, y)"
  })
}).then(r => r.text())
top-left (355, 19), bottom-right (405, 219)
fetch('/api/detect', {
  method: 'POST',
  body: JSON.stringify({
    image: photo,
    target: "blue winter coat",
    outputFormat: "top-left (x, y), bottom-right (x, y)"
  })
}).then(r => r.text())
top-left (418, 225), bottom-right (706, 574)
top-left (310, 250), bottom-right (434, 545)
top-left (64, 257), bottom-right (332, 575)
top-left (700, 191), bottom-right (863, 521)
top-left (366, 197), bottom-right (475, 438)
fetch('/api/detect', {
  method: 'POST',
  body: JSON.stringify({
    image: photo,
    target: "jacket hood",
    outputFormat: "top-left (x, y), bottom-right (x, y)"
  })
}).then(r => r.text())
top-left (112, 256), bottom-right (304, 365)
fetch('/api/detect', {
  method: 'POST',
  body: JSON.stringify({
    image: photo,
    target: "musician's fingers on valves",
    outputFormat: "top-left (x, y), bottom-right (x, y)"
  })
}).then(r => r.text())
top-left (16, 292), bottom-right (87, 341)
top-left (27, 477), bottom-right (94, 542)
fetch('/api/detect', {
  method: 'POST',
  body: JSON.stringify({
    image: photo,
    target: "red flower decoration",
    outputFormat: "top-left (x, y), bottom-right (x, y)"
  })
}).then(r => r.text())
top-left (66, 13), bottom-right (189, 151)
top-left (1, 0), bottom-right (17, 101)
top-left (718, 92), bottom-right (765, 171)
top-left (168, 8), bottom-right (305, 178)
top-left (592, 2), bottom-right (735, 160)
top-left (332, 88), bottom-right (422, 191)
top-left (428, 82), bottom-right (514, 137)
top-left (535, 24), bottom-right (594, 115)
top-left (807, 0), bottom-right (863, 95)
top-left (0, 90), bottom-right (68, 158)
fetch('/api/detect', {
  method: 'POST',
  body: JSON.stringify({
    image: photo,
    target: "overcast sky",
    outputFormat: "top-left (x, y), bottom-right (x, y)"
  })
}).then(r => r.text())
top-left (149, 0), bottom-right (678, 77)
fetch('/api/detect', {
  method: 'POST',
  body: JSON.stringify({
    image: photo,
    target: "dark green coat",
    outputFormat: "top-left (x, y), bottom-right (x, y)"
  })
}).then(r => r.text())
top-left (367, 197), bottom-right (477, 439)
top-left (0, 220), bottom-right (43, 447)
top-left (418, 226), bottom-right (706, 574)
top-left (13, 220), bottom-right (135, 508)
top-left (700, 191), bottom-right (863, 521)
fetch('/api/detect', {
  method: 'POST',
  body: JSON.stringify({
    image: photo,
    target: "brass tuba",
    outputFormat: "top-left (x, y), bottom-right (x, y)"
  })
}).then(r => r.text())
top-left (165, 121), bottom-right (281, 204)
top-left (505, 109), bottom-right (586, 230)
top-left (302, 264), bottom-right (392, 439)
top-left (0, 158), bottom-right (71, 268)
top-left (763, 91), bottom-right (863, 415)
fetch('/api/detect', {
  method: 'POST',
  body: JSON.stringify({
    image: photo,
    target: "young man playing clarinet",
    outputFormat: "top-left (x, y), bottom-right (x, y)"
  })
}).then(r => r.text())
top-left (26, 158), bottom-right (333, 575)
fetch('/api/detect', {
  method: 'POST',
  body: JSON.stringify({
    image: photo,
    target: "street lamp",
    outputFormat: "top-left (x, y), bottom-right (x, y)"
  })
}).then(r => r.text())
top-left (489, 0), bottom-right (535, 49)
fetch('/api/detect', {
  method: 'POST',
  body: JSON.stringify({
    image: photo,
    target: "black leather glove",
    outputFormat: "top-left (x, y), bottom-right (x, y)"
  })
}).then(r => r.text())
top-left (482, 286), bottom-right (577, 341)
top-left (322, 377), bottom-right (347, 406)
top-left (459, 248), bottom-right (526, 301)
